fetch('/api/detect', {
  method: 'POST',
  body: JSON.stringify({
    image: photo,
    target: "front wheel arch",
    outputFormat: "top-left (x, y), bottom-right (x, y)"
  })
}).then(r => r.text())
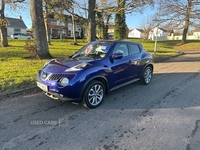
top-left (80, 76), bottom-right (108, 99)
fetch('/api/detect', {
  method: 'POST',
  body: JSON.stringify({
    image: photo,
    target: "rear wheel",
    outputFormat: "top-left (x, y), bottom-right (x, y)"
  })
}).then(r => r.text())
top-left (141, 66), bottom-right (153, 85)
top-left (82, 80), bottom-right (105, 109)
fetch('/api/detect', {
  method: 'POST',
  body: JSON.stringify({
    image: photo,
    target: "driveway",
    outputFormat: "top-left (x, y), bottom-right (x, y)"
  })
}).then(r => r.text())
top-left (0, 51), bottom-right (200, 150)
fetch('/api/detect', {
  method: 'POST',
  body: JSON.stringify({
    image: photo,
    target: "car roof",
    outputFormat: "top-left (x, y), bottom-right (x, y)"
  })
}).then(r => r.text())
top-left (93, 40), bottom-right (141, 45)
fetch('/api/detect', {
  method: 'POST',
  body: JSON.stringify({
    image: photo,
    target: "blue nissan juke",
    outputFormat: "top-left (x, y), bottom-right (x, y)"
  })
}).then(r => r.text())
top-left (36, 40), bottom-right (153, 108)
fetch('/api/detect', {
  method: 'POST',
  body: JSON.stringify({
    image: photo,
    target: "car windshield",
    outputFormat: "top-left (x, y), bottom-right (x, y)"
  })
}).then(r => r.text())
top-left (71, 42), bottom-right (111, 60)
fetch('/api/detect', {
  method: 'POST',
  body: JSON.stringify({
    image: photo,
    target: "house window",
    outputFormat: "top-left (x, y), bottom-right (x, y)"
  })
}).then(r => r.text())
top-left (76, 24), bottom-right (79, 29)
top-left (68, 23), bottom-right (72, 28)
top-left (51, 20), bottom-right (57, 25)
top-left (57, 21), bottom-right (65, 26)
top-left (14, 29), bottom-right (21, 33)
top-left (75, 31), bottom-right (79, 37)
top-left (68, 30), bottom-right (71, 36)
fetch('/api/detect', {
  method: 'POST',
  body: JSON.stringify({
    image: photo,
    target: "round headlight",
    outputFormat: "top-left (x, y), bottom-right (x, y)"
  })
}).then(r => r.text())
top-left (60, 78), bottom-right (69, 86)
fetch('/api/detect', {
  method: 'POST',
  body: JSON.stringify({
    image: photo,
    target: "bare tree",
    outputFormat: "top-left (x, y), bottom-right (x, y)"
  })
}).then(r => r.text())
top-left (44, 0), bottom-right (78, 44)
top-left (71, 10), bottom-right (78, 44)
top-left (30, 0), bottom-right (52, 59)
top-left (139, 14), bottom-right (156, 40)
top-left (87, 0), bottom-right (96, 42)
top-left (0, 0), bottom-right (30, 47)
top-left (96, 0), bottom-right (113, 40)
top-left (43, 0), bottom-right (52, 45)
top-left (0, 0), bottom-right (27, 47)
top-left (95, 0), bottom-right (154, 40)
top-left (159, 0), bottom-right (200, 43)
top-left (183, 0), bottom-right (192, 43)
top-left (47, 0), bottom-right (155, 42)
top-left (96, 8), bottom-right (111, 39)
top-left (0, 0), bottom-right (8, 47)
top-left (114, 0), bottom-right (126, 40)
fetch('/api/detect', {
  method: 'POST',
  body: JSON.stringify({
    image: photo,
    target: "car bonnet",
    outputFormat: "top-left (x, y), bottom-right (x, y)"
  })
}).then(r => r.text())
top-left (43, 58), bottom-right (84, 73)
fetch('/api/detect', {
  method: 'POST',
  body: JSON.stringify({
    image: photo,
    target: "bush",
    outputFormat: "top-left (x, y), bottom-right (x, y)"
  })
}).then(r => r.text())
top-left (24, 39), bottom-right (38, 59)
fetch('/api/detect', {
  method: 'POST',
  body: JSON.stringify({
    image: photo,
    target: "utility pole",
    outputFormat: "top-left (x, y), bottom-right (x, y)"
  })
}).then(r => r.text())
top-left (154, 0), bottom-right (162, 55)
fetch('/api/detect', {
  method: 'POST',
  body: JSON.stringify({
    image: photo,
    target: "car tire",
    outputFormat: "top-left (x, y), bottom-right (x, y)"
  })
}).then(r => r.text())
top-left (141, 66), bottom-right (153, 85)
top-left (82, 80), bottom-right (105, 109)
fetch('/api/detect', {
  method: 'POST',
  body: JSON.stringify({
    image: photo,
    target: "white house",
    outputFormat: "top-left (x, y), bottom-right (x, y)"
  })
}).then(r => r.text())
top-left (67, 22), bottom-right (81, 38)
top-left (193, 28), bottom-right (200, 39)
top-left (6, 16), bottom-right (27, 36)
top-left (128, 28), bottom-right (144, 38)
top-left (149, 27), bottom-right (168, 40)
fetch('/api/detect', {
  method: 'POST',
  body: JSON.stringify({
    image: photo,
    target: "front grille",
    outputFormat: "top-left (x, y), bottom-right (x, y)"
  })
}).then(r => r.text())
top-left (40, 71), bottom-right (75, 81)
top-left (47, 74), bottom-right (75, 80)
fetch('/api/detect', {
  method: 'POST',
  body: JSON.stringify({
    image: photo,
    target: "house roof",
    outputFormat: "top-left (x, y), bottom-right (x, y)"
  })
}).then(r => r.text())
top-left (129, 28), bottom-right (144, 33)
top-left (136, 28), bottom-right (144, 32)
top-left (158, 27), bottom-right (167, 32)
top-left (6, 17), bottom-right (27, 29)
top-left (193, 28), bottom-right (200, 32)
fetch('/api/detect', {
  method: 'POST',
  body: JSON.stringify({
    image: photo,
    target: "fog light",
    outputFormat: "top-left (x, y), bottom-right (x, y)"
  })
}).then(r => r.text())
top-left (59, 78), bottom-right (69, 86)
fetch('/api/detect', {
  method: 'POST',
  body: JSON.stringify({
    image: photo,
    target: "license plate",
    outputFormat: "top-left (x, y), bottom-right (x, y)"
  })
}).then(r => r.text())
top-left (37, 82), bottom-right (48, 92)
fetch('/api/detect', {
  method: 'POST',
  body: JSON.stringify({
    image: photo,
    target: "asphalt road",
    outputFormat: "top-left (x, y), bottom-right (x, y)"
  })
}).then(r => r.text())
top-left (1, 51), bottom-right (200, 150)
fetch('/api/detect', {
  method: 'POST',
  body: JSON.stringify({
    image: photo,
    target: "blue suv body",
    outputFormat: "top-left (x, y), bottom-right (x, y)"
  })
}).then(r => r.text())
top-left (36, 40), bottom-right (153, 108)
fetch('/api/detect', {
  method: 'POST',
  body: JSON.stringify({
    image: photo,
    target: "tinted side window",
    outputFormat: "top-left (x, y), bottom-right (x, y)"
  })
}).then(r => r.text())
top-left (129, 44), bottom-right (140, 55)
top-left (113, 43), bottom-right (129, 57)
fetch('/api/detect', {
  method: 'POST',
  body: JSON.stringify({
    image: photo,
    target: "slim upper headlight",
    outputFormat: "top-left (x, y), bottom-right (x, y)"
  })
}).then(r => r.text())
top-left (44, 59), bottom-right (56, 67)
top-left (65, 62), bottom-right (88, 71)
top-left (59, 78), bottom-right (69, 86)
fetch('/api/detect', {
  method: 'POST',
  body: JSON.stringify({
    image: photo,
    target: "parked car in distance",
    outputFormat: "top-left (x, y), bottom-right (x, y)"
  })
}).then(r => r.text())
top-left (36, 40), bottom-right (153, 108)
top-left (11, 33), bottom-right (32, 39)
top-left (108, 34), bottom-right (114, 39)
top-left (50, 33), bottom-right (57, 39)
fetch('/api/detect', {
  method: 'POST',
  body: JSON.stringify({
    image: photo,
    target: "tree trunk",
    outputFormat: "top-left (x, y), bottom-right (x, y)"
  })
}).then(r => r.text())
top-left (44, 17), bottom-right (51, 45)
top-left (44, 0), bottom-right (51, 45)
top-left (114, 0), bottom-right (126, 40)
top-left (0, 26), bottom-right (8, 47)
top-left (87, 0), bottom-right (96, 42)
top-left (182, 26), bottom-right (188, 44)
top-left (96, 11), bottom-right (103, 39)
top-left (182, 0), bottom-right (192, 44)
top-left (30, 0), bottom-right (52, 59)
top-left (72, 13), bottom-right (77, 44)
top-left (0, 0), bottom-right (8, 47)
top-left (104, 14), bottom-right (111, 39)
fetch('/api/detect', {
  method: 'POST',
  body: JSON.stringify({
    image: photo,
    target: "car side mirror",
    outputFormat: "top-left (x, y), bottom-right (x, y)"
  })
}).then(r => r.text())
top-left (111, 53), bottom-right (123, 60)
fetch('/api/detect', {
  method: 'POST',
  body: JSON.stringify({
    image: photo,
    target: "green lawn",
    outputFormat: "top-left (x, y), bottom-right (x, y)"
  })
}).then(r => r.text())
top-left (1, 39), bottom-right (198, 94)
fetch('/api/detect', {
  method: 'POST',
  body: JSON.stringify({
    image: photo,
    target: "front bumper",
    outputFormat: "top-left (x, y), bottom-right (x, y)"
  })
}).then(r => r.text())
top-left (43, 91), bottom-right (81, 102)
top-left (36, 70), bottom-right (86, 102)
top-left (37, 81), bottom-right (82, 102)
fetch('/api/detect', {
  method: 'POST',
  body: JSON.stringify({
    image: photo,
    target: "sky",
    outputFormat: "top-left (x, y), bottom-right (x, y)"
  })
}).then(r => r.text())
top-left (5, 3), bottom-right (156, 30)
top-left (126, 8), bottom-right (156, 30)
